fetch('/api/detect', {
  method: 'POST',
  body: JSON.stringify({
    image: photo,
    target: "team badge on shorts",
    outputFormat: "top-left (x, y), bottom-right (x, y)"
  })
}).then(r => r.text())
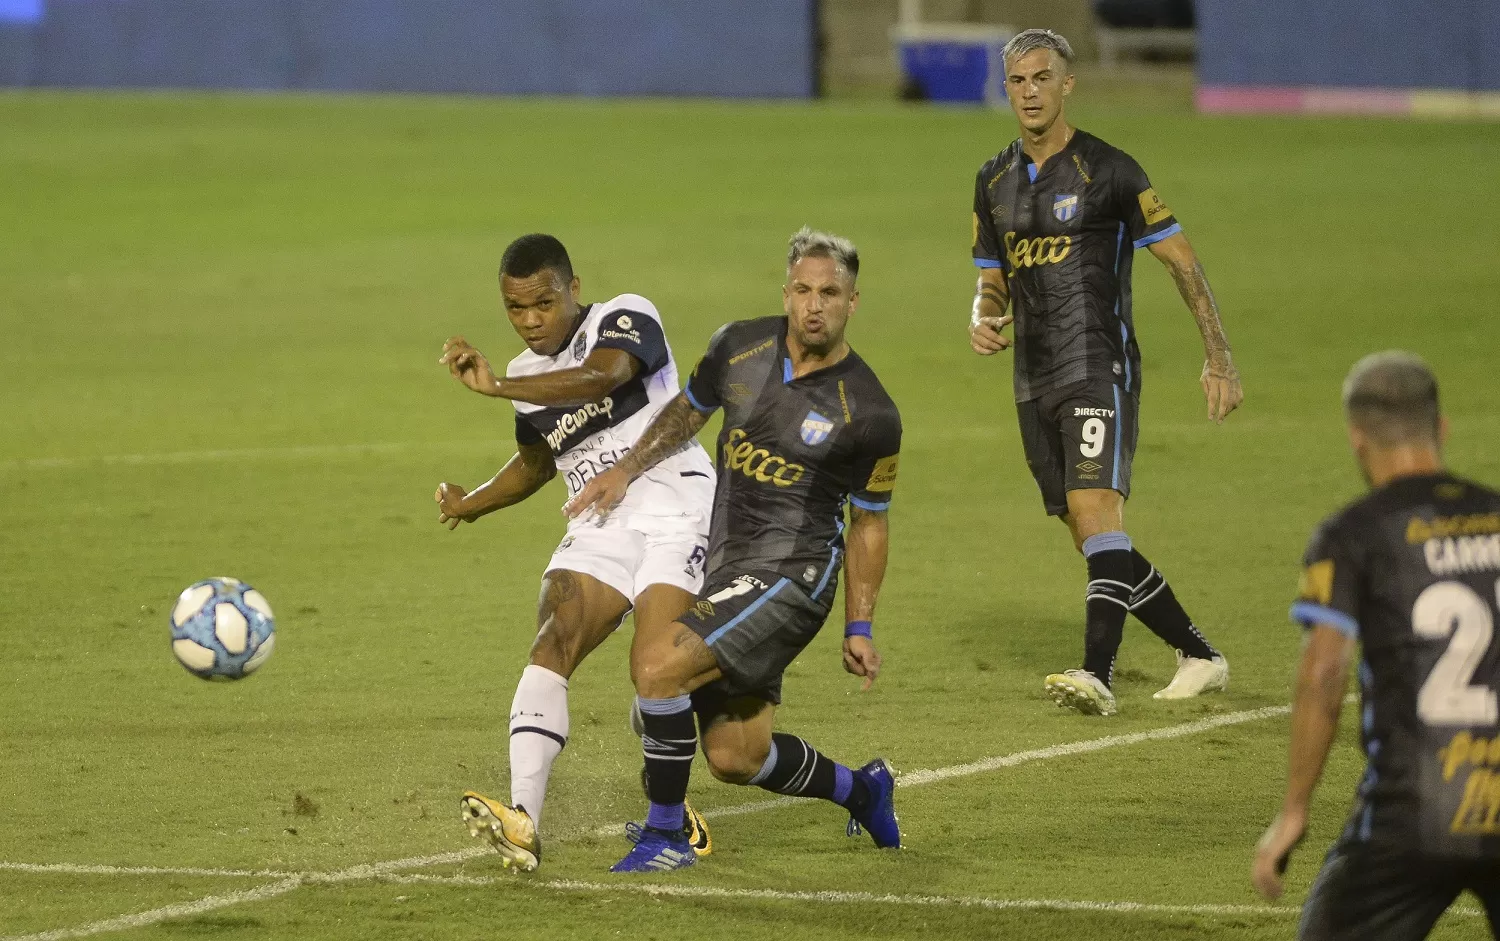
top-left (1053, 194), bottom-right (1078, 223)
top-left (800, 411), bottom-right (835, 446)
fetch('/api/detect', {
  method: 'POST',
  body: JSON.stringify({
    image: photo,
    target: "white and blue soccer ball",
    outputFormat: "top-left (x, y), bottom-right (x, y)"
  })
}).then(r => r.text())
top-left (169, 577), bottom-right (276, 680)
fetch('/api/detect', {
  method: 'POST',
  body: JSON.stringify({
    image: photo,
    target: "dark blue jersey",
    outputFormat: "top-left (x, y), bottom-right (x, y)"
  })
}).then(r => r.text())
top-left (684, 317), bottom-right (902, 592)
top-left (972, 130), bottom-right (1180, 403)
top-left (1294, 472), bottom-right (1500, 858)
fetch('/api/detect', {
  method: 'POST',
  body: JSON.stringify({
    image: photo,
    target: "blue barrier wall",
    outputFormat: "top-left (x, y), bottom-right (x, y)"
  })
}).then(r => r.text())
top-left (1198, 0), bottom-right (1500, 91)
top-left (0, 0), bottom-right (817, 97)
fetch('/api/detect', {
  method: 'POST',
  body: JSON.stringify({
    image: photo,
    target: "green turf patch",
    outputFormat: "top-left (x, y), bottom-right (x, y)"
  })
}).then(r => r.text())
top-left (2, 91), bottom-right (1497, 939)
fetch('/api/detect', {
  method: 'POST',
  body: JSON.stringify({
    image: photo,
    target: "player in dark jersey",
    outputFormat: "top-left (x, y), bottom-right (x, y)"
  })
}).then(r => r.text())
top-left (1253, 352), bottom-right (1500, 939)
top-left (567, 227), bottom-right (903, 873)
top-left (966, 29), bottom-right (1244, 716)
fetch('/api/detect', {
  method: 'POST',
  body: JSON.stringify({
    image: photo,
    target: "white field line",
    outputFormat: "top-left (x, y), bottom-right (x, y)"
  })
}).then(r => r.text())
top-left (0, 849), bottom-right (501, 941)
top-left (377, 873), bottom-right (1309, 918)
top-left (591, 702), bottom-right (1295, 835)
top-left (0, 702), bottom-right (1313, 941)
top-left (0, 878), bottom-right (303, 941)
top-left (0, 862), bottom-right (302, 879)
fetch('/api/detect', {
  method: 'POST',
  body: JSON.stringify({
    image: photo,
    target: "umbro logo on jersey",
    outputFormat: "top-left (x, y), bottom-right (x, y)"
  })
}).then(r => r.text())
top-left (1053, 194), bottom-right (1079, 222)
top-left (800, 411), bottom-right (835, 446)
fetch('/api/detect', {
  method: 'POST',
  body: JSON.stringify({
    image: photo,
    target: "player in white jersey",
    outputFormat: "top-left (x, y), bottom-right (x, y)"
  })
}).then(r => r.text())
top-left (433, 234), bottom-right (714, 871)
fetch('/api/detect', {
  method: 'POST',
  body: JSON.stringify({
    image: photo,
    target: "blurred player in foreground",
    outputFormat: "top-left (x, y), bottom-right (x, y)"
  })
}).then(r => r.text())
top-left (568, 228), bottom-right (903, 872)
top-left (435, 234), bottom-right (713, 870)
top-left (967, 28), bottom-right (1242, 715)
top-left (1253, 352), bottom-right (1500, 938)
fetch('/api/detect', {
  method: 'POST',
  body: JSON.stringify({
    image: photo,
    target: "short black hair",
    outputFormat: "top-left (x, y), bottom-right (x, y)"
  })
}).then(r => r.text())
top-left (499, 234), bottom-right (573, 285)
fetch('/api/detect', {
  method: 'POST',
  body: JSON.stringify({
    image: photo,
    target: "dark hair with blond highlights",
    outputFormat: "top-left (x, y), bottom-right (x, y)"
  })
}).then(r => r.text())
top-left (1342, 351), bottom-right (1441, 445)
top-left (1002, 29), bottom-right (1074, 68)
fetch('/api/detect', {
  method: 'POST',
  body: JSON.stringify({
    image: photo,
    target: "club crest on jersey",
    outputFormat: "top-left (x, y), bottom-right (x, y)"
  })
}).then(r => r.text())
top-left (1053, 194), bottom-right (1079, 223)
top-left (571, 330), bottom-right (588, 360)
top-left (800, 411), bottom-right (835, 446)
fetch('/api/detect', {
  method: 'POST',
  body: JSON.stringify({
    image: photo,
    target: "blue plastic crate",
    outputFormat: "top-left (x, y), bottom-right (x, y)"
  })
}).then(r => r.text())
top-left (893, 24), bottom-right (1012, 105)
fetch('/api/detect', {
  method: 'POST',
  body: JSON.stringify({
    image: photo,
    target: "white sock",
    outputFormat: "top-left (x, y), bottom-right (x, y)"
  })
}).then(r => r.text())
top-left (508, 664), bottom-right (569, 829)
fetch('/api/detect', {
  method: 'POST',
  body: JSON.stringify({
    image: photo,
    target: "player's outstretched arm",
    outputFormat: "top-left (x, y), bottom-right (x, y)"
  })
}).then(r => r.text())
top-left (968, 268), bottom-right (1013, 355)
top-left (842, 505), bottom-right (889, 690)
top-left (442, 338), bottom-right (640, 407)
top-left (435, 440), bottom-right (557, 530)
top-left (564, 391), bottom-right (708, 520)
top-left (1146, 233), bottom-right (1244, 423)
top-left (1251, 624), bottom-right (1355, 899)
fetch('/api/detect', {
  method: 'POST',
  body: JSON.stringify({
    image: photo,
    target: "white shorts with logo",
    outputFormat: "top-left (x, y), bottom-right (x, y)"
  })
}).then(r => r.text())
top-left (545, 511), bottom-right (709, 602)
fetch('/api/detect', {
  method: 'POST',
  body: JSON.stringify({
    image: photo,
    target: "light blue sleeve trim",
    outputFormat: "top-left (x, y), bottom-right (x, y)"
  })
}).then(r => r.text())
top-left (1133, 222), bottom-right (1182, 249)
top-left (973, 257), bottom-right (1003, 269)
top-left (850, 495), bottom-right (891, 512)
top-left (682, 384), bottom-right (717, 415)
top-left (1290, 602), bottom-right (1360, 639)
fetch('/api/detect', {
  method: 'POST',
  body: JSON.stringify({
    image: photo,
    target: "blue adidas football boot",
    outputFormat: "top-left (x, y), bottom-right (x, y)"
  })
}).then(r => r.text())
top-left (624, 803), bottom-right (712, 856)
top-left (609, 826), bottom-right (697, 873)
top-left (845, 758), bottom-right (901, 849)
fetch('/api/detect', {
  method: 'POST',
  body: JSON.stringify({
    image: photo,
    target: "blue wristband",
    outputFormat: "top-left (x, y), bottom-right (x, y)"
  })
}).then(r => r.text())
top-left (844, 620), bottom-right (872, 639)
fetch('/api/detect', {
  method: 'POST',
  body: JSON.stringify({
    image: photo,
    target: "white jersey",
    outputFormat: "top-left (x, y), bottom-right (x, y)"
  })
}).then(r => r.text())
top-left (508, 294), bottom-right (714, 523)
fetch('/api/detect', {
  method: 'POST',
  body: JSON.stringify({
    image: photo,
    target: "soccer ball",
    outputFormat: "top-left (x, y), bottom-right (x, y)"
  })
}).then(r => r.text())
top-left (169, 577), bottom-right (276, 680)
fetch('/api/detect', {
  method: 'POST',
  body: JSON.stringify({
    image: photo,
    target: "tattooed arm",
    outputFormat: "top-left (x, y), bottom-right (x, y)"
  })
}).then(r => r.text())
top-left (564, 392), bottom-right (708, 518)
top-left (968, 267), bottom-right (1013, 355)
top-left (1148, 232), bottom-right (1244, 423)
top-left (434, 439), bottom-right (557, 530)
top-left (614, 392), bottom-right (709, 480)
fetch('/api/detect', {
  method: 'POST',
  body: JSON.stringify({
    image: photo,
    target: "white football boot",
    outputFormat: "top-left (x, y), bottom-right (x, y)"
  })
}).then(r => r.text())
top-left (1044, 669), bottom-right (1118, 716)
top-left (1154, 651), bottom-right (1229, 699)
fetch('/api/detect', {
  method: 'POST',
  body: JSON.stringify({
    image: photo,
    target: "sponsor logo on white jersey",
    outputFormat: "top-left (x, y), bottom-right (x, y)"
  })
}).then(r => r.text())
top-left (545, 397), bottom-right (615, 451)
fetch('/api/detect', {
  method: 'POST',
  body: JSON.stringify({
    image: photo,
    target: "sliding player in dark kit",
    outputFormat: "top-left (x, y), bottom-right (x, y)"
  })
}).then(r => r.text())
top-left (569, 228), bottom-right (903, 872)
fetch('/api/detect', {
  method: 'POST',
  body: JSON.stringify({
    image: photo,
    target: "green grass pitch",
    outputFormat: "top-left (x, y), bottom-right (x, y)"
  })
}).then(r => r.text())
top-left (1, 89), bottom-right (1497, 940)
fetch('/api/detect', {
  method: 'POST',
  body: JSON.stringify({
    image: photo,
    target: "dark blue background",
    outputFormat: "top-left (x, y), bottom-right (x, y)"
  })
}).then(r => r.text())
top-left (0, 0), bottom-right (817, 97)
top-left (1199, 0), bottom-right (1500, 91)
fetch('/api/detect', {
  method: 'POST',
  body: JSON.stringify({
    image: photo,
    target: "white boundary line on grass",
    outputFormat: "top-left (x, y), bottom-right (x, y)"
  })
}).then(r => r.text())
top-left (2, 703), bottom-right (1298, 941)
top-left (383, 873), bottom-right (1311, 918)
top-left (0, 863), bottom-right (303, 879)
top-left (592, 702), bottom-right (1295, 834)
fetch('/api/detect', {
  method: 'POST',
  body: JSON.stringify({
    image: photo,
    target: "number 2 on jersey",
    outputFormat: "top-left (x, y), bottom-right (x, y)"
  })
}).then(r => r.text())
top-left (1412, 578), bottom-right (1500, 726)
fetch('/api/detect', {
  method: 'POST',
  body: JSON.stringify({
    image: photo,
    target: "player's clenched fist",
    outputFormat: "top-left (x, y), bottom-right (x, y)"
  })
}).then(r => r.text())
top-left (969, 314), bottom-right (1013, 355)
top-left (1200, 358), bottom-right (1244, 424)
top-left (1251, 809), bottom-right (1305, 900)
top-left (440, 336), bottom-right (500, 396)
top-left (435, 482), bottom-right (475, 530)
top-left (842, 635), bottom-right (882, 690)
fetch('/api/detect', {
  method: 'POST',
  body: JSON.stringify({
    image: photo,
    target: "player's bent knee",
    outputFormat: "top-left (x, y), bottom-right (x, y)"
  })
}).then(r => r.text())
top-left (703, 742), bottom-right (768, 785)
top-left (630, 642), bottom-right (696, 698)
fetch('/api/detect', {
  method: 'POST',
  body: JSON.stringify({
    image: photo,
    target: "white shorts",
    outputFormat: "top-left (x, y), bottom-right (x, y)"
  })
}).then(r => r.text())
top-left (545, 512), bottom-right (709, 603)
